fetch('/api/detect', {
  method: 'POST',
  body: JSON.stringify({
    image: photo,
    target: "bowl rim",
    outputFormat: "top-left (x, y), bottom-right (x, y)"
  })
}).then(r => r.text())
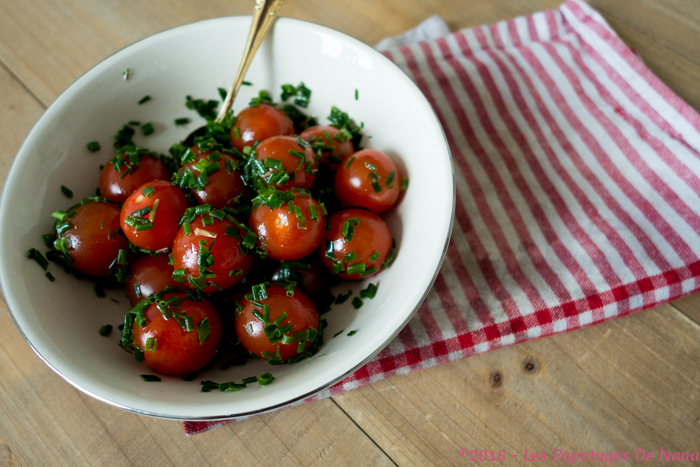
top-left (0, 14), bottom-right (455, 421)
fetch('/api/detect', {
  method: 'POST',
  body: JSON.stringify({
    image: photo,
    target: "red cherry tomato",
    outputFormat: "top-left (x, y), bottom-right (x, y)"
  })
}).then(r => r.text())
top-left (231, 103), bottom-right (294, 152)
top-left (57, 200), bottom-right (128, 277)
top-left (334, 148), bottom-right (402, 214)
top-left (254, 135), bottom-right (317, 191)
top-left (249, 192), bottom-right (325, 261)
top-left (180, 151), bottom-right (247, 209)
top-left (318, 208), bottom-right (393, 280)
top-left (172, 215), bottom-right (254, 293)
top-left (132, 293), bottom-right (223, 375)
top-left (299, 125), bottom-right (354, 170)
top-left (126, 254), bottom-right (180, 305)
top-left (120, 180), bottom-right (189, 251)
top-left (235, 284), bottom-right (319, 361)
top-left (99, 154), bottom-right (172, 203)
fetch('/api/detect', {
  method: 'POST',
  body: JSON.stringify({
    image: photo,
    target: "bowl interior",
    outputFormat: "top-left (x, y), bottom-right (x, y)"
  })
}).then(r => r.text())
top-left (0, 17), bottom-right (453, 419)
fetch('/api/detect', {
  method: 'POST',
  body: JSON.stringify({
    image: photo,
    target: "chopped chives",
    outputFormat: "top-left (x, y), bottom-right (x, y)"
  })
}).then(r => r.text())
top-left (42, 233), bottom-right (55, 248)
top-left (360, 282), bottom-right (378, 299)
top-left (138, 95), bottom-right (151, 105)
top-left (98, 325), bottom-right (113, 337)
top-left (45, 272), bottom-right (55, 282)
top-left (346, 262), bottom-right (365, 275)
top-left (355, 89), bottom-right (359, 100)
top-left (60, 185), bottom-right (73, 198)
top-left (333, 330), bottom-right (344, 338)
top-left (141, 122), bottom-right (154, 136)
top-left (140, 375), bottom-right (161, 382)
top-left (352, 297), bottom-right (363, 309)
top-left (141, 185), bottom-right (155, 197)
top-left (233, 127), bottom-right (241, 139)
top-left (308, 203), bottom-right (319, 221)
top-left (343, 156), bottom-right (355, 169)
top-left (400, 178), bottom-right (409, 190)
top-left (369, 251), bottom-right (380, 262)
top-left (122, 68), bottom-right (131, 80)
top-left (27, 248), bottom-right (49, 270)
top-left (385, 171), bottom-right (396, 188)
top-left (87, 141), bottom-right (101, 152)
top-left (258, 373), bottom-right (275, 385)
top-left (344, 251), bottom-right (357, 262)
top-left (198, 318), bottom-right (211, 344)
top-left (175, 117), bottom-right (190, 125)
top-left (94, 284), bottom-right (106, 298)
top-left (347, 329), bottom-right (358, 336)
top-left (145, 337), bottom-right (155, 351)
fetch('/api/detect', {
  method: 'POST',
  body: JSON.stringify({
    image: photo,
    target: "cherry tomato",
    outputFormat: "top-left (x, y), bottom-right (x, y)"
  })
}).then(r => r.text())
top-left (300, 125), bottom-right (354, 170)
top-left (180, 151), bottom-right (247, 209)
top-left (126, 254), bottom-right (180, 305)
top-left (318, 208), bottom-right (393, 280)
top-left (99, 153), bottom-right (172, 203)
top-left (56, 200), bottom-right (128, 277)
top-left (230, 103), bottom-right (294, 152)
top-left (172, 215), bottom-right (253, 293)
top-left (271, 255), bottom-right (327, 295)
top-left (249, 192), bottom-right (325, 261)
top-left (254, 135), bottom-right (317, 191)
top-left (235, 284), bottom-right (319, 361)
top-left (334, 148), bottom-right (402, 214)
top-left (132, 293), bottom-right (223, 375)
top-left (120, 180), bottom-right (189, 252)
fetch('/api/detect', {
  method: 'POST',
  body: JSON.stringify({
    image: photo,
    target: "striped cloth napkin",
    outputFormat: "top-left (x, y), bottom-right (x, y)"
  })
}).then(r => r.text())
top-left (184, 0), bottom-right (700, 434)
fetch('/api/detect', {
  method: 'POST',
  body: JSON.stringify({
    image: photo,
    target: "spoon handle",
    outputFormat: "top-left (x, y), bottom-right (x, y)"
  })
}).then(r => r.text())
top-left (215, 0), bottom-right (285, 123)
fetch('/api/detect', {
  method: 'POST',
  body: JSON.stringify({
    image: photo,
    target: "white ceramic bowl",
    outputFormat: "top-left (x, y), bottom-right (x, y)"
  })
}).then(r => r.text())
top-left (0, 17), bottom-right (453, 420)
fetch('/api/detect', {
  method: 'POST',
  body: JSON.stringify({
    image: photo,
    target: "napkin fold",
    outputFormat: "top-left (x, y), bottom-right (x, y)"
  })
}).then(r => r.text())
top-left (185, 0), bottom-right (700, 435)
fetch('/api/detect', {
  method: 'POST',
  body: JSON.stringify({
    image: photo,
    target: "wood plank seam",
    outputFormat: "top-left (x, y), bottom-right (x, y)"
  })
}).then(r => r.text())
top-left (329, 397), bottom-right (400, 467)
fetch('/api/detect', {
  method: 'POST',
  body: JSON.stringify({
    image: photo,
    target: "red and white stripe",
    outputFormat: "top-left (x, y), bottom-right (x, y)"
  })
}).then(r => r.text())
top-left (185, 0), bottom-right (700, 435)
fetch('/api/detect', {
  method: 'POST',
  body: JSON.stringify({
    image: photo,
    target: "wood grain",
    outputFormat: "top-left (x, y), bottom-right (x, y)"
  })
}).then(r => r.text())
top-left (1, 0), bottom-right (700, 466)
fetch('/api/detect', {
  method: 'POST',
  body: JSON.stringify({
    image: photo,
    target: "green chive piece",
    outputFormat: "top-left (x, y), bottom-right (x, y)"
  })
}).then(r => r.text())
top-left (87, 141), bottom-right (101, 152)
top-left (352, 297), bottom-right (363, 309)
top-left (369, 251), bottom-right (380, 262)
top-left (401, 178), bottom-right (409, 190)
top-left (346, 262), bottom-right (366, 275)
top-left (141, 122), bottom-right (154, 136)
top-left (355, 89), bottom-right (359, 100)
top-left (45, 272), bottom-right (55, 282)
top-left (258, 373), bottom-right (275, 385)
top-left (333, 330), bottom-right (344, 338)
top-left (60, 185), bottom-right (73, 198)
top-left (344, 251), bottom-right (357, 262)
top-left (385, 171), bottom-right (396, 188)
top-left (138, 95), bottom-right (151, 105)
top-left (347, 329), bottom-right (358, 336)
top-left (140, 375), bottom-right (161, 382)
top-left (360, 283), bottom-right (378, 299)
top-left (198, 318), bottom-right (211, 344)
top-left (27, 248), bottom-right (49, 270)
top-left (344, 156), bottom-right (355, 169)
top-left (175, 117), bottom-right (190, 125)
top-left (141, 185), bottom-right (155, 197)
top-left (94, 284), bottom-right (106, 298)
top-left (98, 324), bottom-right (112, 337)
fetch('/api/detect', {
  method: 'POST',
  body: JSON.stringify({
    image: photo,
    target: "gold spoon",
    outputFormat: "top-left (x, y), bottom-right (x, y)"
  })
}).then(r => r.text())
top-left (214, 0), bottom-right (286, 123)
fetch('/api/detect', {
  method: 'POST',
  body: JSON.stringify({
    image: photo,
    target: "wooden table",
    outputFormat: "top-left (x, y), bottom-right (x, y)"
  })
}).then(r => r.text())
top-left (1, 0), bottom-right (699, 465)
